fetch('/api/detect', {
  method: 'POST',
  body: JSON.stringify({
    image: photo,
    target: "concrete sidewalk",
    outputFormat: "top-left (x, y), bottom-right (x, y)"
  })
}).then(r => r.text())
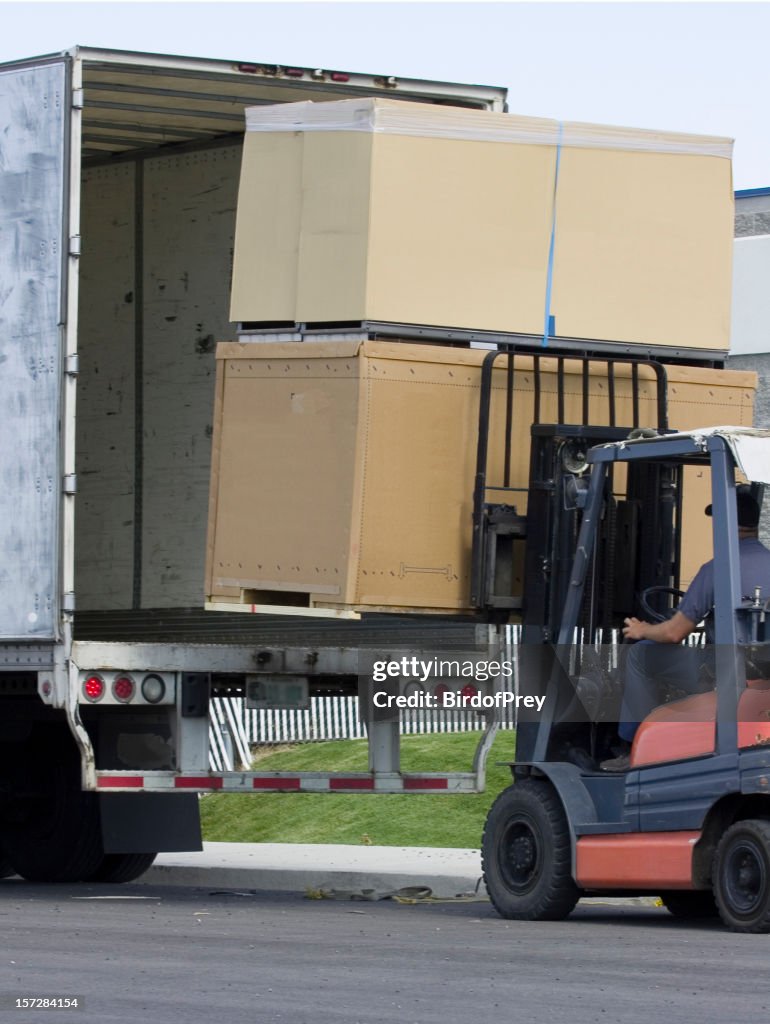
top-left (141, 843), bottom-right (485, 899)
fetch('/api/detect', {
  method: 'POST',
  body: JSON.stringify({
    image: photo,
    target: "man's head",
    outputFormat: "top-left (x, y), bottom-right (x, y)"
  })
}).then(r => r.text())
top-left (705, 486), bottom-right (761, 534)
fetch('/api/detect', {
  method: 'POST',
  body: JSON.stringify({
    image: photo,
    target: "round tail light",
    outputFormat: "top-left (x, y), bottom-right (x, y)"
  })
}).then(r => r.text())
top-left (113, 675), bottom-right (135, 703)
top-left (141, 674), bottom-right (166, 704)
top-left (83, 675), bottom-right (105, 702)
top-left (460, 684), bottom-right (478, 704)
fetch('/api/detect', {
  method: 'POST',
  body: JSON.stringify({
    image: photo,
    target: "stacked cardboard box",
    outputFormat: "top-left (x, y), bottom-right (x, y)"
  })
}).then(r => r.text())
top-left (231, 98), bottom-right (734, 354)
top-left (205, 342), bottom-right (756, 615)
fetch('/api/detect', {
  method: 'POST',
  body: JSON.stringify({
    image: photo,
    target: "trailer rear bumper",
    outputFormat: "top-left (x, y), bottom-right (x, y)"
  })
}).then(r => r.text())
top-left (94, 770), bottom-right (484, 794)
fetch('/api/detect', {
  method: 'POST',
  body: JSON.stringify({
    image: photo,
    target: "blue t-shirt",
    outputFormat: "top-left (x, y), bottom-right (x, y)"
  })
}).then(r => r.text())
top-left (678, 537), bottom-right (770, 639)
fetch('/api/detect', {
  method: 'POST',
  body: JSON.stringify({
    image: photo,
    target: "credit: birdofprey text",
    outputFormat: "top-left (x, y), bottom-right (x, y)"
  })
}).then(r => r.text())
top-left (371, 689), bottom-right (546, 712)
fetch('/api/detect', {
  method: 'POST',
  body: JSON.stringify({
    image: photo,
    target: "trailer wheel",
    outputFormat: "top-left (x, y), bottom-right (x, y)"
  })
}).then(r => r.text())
top-left (0, 730), bottom-right (104, 883)
top-left (660, 890), bottom-right (718, 919)
top-left (713, 819), bottom-right (770, 932)
top-left (482, 778), bottom-right (580, 920)
top-left (88, 853), bottom-right (157, 884)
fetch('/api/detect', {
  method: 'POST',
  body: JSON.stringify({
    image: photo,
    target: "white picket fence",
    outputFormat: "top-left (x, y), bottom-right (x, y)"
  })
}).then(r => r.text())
top-left (243, 698), bottom-right (518, 742)
top-left (209, 697), bottom-right (253, 771)
top-left (208, 696), bottom-right (516, 770)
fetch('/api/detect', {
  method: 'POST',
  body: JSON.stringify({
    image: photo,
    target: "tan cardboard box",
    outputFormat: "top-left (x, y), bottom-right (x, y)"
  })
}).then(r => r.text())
top-left (231, 99), bottom-right (734, 354)
top-left (205, 342), bottom-right (756, 616)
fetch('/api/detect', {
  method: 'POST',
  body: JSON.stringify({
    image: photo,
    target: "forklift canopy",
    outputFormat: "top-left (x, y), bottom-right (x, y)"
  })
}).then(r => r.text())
top-left (592, 426), bottom-right (770, 484)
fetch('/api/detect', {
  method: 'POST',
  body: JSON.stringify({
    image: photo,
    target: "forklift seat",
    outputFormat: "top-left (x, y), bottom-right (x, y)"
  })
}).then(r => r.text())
top-left (630, 680), bottom-right (770, 769)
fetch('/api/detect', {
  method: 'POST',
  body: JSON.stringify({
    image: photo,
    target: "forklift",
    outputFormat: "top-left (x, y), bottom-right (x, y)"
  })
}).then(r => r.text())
top-left (477, 424), bottom-right (770, 932)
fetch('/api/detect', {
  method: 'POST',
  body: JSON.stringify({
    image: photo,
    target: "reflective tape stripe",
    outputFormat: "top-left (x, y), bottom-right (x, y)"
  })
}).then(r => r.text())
top-left (97, 776), bottom-right (145, 789)
top-left (175, 776), bottom-right (223, 790)
top-left (542, 121), bottom-right (563, 349)
top-left (329, 778), bottom-right (375, 791)
top-left (252, 777), bottom-right (301, 790)
top-left (404, 777), bottom-right (448, 790)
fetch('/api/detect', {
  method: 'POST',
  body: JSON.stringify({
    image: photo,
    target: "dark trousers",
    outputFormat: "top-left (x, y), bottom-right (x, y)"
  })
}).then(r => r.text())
top-left (619, 640), bottom-right (710, 743)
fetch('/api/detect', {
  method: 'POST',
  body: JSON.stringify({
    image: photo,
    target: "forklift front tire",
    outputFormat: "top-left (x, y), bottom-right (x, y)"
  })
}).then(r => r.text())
top-left (482, 778), bottom-right (580, 920)
top-left (713, 819), bottom-right (770, 933)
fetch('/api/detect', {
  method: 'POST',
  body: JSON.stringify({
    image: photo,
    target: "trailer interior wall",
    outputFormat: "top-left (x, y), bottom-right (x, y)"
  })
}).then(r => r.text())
top-left (76, 144), bottom-right (242, 609)
top-left (63, 51), bottom-right (505, 621)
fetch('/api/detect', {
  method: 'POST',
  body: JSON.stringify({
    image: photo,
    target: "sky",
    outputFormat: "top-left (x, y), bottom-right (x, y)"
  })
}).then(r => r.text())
top-left (1, 1), bottom-right (769, 190)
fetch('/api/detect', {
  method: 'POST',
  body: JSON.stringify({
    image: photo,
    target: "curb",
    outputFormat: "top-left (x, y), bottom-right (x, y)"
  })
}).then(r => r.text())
top-left (140, 843), bottom-right (484, 900)
top-left (137, 843), bottom-right (660, 907)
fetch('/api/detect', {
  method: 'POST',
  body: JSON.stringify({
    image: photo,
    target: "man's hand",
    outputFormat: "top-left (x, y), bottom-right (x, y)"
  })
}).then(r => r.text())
top-left (623, 616), bottom-right (647, 641)
top-left (622, 610), bottom-right (696, 645)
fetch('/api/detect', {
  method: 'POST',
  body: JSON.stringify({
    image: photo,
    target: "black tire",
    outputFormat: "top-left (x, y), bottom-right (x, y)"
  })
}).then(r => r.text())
top-left (713, 819), bottom-right (770, 932)
top-left (0, 730), bottom-right (104, 883)
top-left (482, 778), bottom-right (580, 920)
top-left (88, 852), bottom-right (157, 884)
top-left (0, 859), bottom-right (17, 879)
top-left (660, 890), bottom-right (719, 919)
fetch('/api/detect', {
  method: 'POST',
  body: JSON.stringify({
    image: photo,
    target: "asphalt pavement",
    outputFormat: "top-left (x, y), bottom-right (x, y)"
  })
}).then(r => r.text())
top-left (0, 881), bottom-right (761, 1024)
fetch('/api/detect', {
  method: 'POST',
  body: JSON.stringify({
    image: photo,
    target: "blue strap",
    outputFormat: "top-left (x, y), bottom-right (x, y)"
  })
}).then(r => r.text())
top-left (542, 122), bottom-right (563, 348)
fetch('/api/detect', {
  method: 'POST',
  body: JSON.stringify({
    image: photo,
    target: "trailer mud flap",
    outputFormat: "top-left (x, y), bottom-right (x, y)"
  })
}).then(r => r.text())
top-left (99, 793), bottom-right (202, 853)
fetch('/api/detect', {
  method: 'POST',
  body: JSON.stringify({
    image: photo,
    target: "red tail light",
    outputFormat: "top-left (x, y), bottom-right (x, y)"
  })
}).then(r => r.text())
top-left (113, 675), bottom-right (135, 703)
top-left (83, 675), bottom-right (105, 702)
top-left (460, 684), bottom-right (478, 704)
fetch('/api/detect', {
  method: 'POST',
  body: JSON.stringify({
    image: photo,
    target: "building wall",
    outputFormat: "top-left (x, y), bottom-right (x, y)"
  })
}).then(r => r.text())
top-left (727, 353), bottom-right (770, 427)
top-left (735, 191), bottom-right (770, 237)
top-left (729, 189), bottom-right (770, 542)
top-left (728, 189), bottom-right (770, 382)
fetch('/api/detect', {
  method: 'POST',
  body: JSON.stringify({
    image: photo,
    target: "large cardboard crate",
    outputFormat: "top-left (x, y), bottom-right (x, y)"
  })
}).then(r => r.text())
top-left (205, 342), bottom-right (756, 616)
top-left (230, 99), bottom-right (734, 355)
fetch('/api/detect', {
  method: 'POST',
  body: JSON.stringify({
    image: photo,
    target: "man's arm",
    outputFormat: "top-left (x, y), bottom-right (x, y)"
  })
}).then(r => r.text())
top-left (622, 610), bottom-right (697, 644)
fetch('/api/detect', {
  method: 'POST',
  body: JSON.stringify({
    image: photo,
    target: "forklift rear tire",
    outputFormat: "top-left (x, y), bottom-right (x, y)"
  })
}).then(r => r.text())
top-left (659, 891), bottom-right (719, 919)
top-left (482, 778), bottom-right (580, 920)
top-left (713, 819), bottom-right (770, 933)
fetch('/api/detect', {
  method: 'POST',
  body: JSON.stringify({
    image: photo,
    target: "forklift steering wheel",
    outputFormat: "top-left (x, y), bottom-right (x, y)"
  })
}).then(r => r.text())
top-left (639, 586), bottom-right (686, 623)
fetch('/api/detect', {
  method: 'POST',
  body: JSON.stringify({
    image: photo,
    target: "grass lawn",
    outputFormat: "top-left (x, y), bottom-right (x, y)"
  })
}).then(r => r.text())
top-left (200, 730), bottom-right (516, 848)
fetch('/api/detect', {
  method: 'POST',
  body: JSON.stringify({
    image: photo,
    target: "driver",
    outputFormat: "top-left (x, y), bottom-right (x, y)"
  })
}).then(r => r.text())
top-left (601, 488), bottom-right (770, 772)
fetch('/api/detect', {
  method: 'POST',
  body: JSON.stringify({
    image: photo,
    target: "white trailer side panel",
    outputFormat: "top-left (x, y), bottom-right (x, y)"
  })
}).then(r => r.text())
top-left (0, 59), bottom-right (69, 638)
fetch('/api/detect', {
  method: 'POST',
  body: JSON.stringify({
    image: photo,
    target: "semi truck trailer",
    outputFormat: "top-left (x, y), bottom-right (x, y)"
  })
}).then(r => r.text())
top-left (0, 46), bottom-right (753, 883)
